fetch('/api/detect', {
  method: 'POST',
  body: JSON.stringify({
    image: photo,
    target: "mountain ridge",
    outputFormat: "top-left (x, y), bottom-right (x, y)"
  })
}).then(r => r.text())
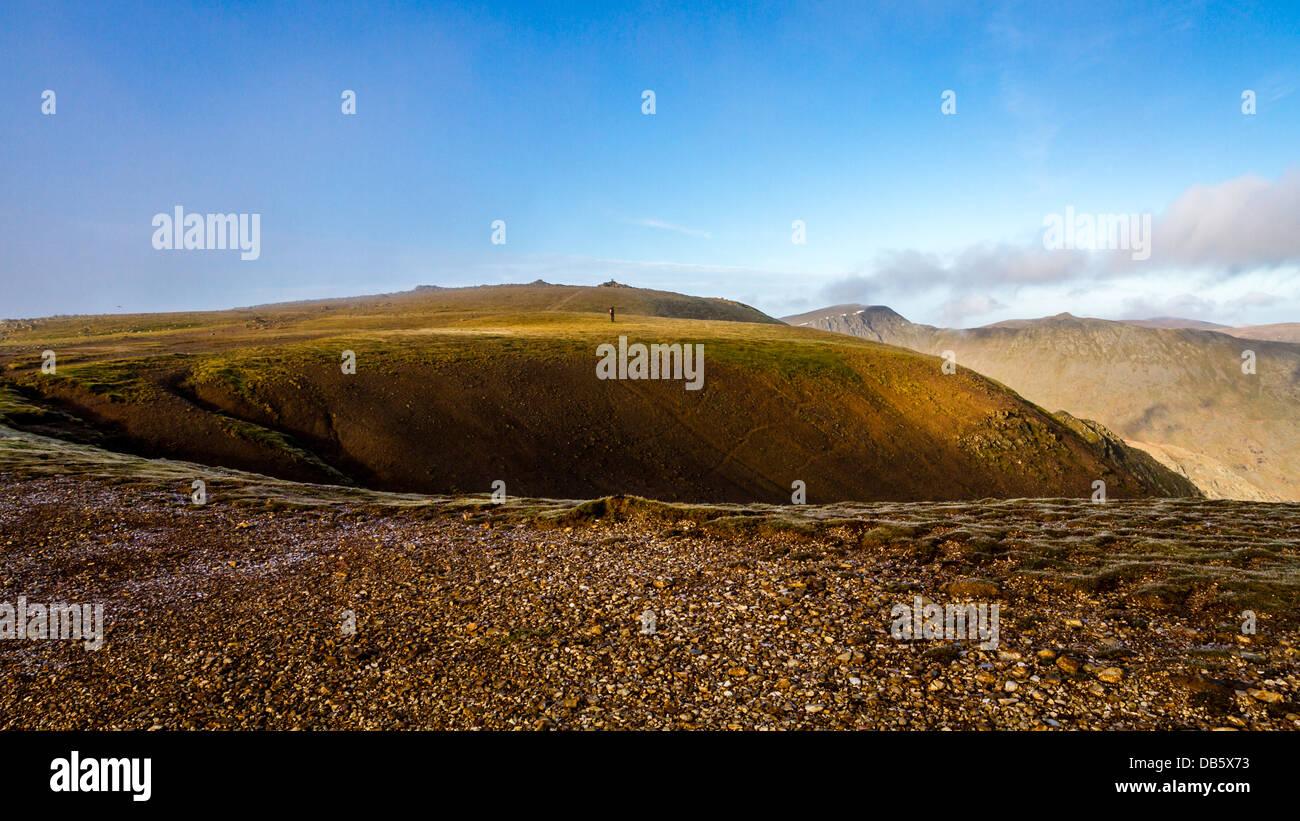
top-left (784, 304), bottom-right (1300, 500)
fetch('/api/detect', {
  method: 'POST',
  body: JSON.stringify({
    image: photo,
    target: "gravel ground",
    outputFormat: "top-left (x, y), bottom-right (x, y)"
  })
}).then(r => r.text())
top-left (1, 472), bottom-right (1297, 730)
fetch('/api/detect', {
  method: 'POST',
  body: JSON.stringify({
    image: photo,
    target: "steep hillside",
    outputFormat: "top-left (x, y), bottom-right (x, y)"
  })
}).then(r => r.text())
top-left (787, 306), bottom-right (1300, 500)
top-left (0, 285), bottom-right (1194, 503)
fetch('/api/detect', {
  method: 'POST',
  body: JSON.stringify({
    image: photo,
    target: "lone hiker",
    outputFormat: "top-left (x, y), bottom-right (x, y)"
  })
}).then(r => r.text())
top-left (609, 306), bottom-right (615, 323)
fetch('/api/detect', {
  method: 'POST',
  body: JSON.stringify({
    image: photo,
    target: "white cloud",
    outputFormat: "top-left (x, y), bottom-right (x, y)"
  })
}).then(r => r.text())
top-left (940, 294), bottom-right (1006, 326)
top-left (1135, 169), bottom-right (1300, 271)
top-left (1119, 290), bottom-right (1281, 322)
top-left (822, 170), bottom-right (1300, 306)
top-left (626, 218), bottom-right (713, 239)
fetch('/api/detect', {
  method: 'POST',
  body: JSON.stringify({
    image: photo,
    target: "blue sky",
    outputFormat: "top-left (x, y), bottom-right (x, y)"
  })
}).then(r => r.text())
top-left (2, 0), bottom-right (1298, 326)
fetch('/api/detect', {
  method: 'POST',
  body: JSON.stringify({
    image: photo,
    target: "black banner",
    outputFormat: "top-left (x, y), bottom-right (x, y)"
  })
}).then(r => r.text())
top-left (0, 731), bottom-right (1285, 809)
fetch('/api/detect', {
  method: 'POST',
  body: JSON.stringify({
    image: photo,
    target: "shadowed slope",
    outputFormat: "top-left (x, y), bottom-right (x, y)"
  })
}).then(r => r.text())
top-left (0, 285), bottom-right (1196, 503)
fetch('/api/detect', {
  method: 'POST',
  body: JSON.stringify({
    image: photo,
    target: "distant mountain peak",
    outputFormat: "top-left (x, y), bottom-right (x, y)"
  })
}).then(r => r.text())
top-left (780, 303), bottom-right (909, 326)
